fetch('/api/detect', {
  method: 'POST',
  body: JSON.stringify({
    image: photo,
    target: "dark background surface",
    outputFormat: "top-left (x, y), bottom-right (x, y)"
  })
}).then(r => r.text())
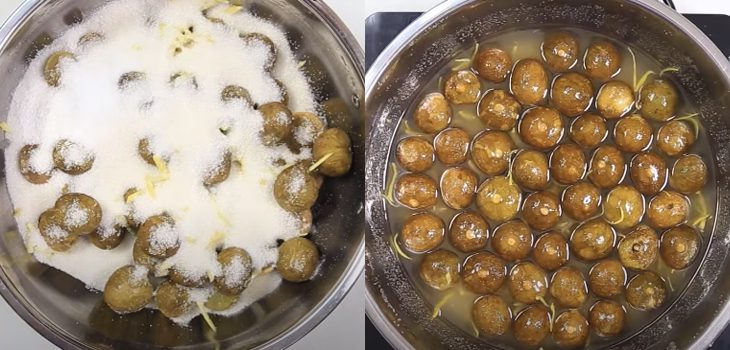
top-left (364, 11), bottom-right (730, 350)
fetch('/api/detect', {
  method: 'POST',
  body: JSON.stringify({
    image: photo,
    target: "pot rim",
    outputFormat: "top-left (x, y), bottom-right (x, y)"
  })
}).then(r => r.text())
top-left (364, 0), bottom-right (730, 349)
top-left (0, 0), bottom-right (365, 349)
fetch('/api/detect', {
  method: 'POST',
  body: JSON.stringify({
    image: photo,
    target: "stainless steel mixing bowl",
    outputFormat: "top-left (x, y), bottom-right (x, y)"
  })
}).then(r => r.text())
top-left (365, 0), bottom-right (730, 349)
top-left (0, 0), bottom-right (364, 349)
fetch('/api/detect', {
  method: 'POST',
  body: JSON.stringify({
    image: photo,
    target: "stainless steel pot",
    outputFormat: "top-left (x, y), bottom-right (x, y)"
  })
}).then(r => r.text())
top-left (0, 0), bottom-right (364, 349)
top-left (365, 0), bottom-right (730, 349)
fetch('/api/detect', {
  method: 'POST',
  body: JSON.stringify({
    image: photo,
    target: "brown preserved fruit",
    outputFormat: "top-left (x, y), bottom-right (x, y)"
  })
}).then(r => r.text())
top-left (542, 31), bottom-right (579, 72)
top-left (510, 58), bottom-right (549, 105)
top-left (589, 259), bottom-right (626, 298)
top-left (603, 185), bottom-right (645, 230)
top-left (660, 224), bottom-right (700, 270)
top-left (562, 182), bottom-right (602, 221)
top-left (570, 218), bottom-right (616, 261)
top-left (533, 231), bottom-right (569, 271)
top-left (588, 145), bottom-right (625, 189)
top-left (657, 120), bottom-right (695, 157)
top-left (512, 150), bottom-right (549, 191)
top-left (18, 144), bottom-right (52, 184)
top-left (629, 152), bottom-right (667, 196)
top-left (617, 225), bottom-right (659, 270)
top-left (513, 305), bottom-right (551, 346)
top-left (394, 173), bottom-right (438, 209)
top-left (449, 211), bottom-right (489, 253)
top-left (472, 295), bottom-right (512, 336)
top-left (639, 78), bottom-right (679, 121)
top-left (550, 266), bottom-right (587, 308)
top-left (312, 128), bottom-right (352, 177)
top-left (492, 219), bottom-right (533, 261)
top-left (550, 143), bottom-right (586, 185)
top-left (419, 249), bottom-right (460, 290)
top-left (614, 114), bottom-right (653, 153)
top-left (625, 271), bottom-right (667, 311)
top-left (551, 72), bottom-right (593, 117)
top-left (401, 212), bottom-right (445, 253)
top-left (474, 48), bottom-right (512, 83)
top-left (440, 167), bottom-right (478, 210)
top-left (477, 89), bottom-right (521, 130)
top-left (646, 190), bottom-right (690, 229)
top-left (461, 252), bottom-right (507, 294)
top-left (508, 262), bottom-right (548, 304)
top-left (584, 40), bottom-right (621, 80)
top-left (519, 107), bottom-right (564, 150)
top-left (396, 137), bottom-right (434, 172)
top-left (475, 176), bottom-right (521, 223)
top-left (277, 237), bottom-right (320, 282)
top-left (596, 81), bottom-right (634, 119)
top-left (434, 128), bottom-right (470, 165)
top-left (570, 113), bottom-right (607, 149)
top-left (669, 154), bottom-right (708, 194)
top-left (589, 300), bottom-right (625, 337)
top-left (553, 310), bottom-right (589, 348)
top-left (443, 70), bottom-right (481, 105)
top-left (471, 131), bottom-right (515, 175)
top-left (414, 93), bottom-right (452, 133)
top-left (521, 191), bottom-right (561, 231)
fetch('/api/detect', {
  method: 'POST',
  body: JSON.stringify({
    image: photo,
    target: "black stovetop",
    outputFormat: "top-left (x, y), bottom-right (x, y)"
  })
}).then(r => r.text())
top-left (364, 11), bottom-right (730, 350)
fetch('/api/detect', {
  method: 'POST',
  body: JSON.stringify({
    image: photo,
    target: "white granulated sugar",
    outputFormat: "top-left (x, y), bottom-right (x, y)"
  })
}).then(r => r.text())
top-left (5, 0), bottom-right (317, 322)
top-left (46, 225), bottom-right (70, 241)
top-left (275, 110), bottom-right (289, 124)
top-left (170, 286), bottom-right (213, 325)
top-left (64, 199), bottom-right (90, 228)
top-left (58, 142), bottom-right (93, 167)
top-left (223, 255), bottom-right (247, 288)
top-left (162, 243), bottom-right (219, 282)
top-left (294, 124), bottom-right (317, 147)
top-left (26, 147), bottom-right (55, 174)
top-left (201, 145), bottom-right (228, 177)
top-left (96, 225), bottom-right (116, 239)
top-left (130, 265), bottom-right (149, 284)
top-left (170, 271), bottom-right (282, 324)
top-left (286, 170), bottom-right (306, 194)
top-left (149, 222), bottom-right (179, 256)
top-left (215, 272), bottom-right (282, 317)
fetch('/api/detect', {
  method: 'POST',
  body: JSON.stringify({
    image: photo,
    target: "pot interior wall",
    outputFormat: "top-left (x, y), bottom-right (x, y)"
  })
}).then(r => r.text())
top-left (365, 0), bottom-right (730, 349)
top-left (0, 0), bottom-right (364, 349)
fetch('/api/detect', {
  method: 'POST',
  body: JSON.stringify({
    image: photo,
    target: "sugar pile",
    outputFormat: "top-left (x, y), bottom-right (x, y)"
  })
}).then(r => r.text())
top-left (5, 0), bottom-right (319, 322)
top-left (221, 255), bottom-right (248, 288)
top-left (148, 222), bottom-right (180, 257)
top-left (130, 265), bottom-right (149, 285)
top-left (46, 225), bottom-right (70, 241)
top-left (64, 199), bottom-right (90, 228)
top-left (56, 141), bottom-right (93, 169)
